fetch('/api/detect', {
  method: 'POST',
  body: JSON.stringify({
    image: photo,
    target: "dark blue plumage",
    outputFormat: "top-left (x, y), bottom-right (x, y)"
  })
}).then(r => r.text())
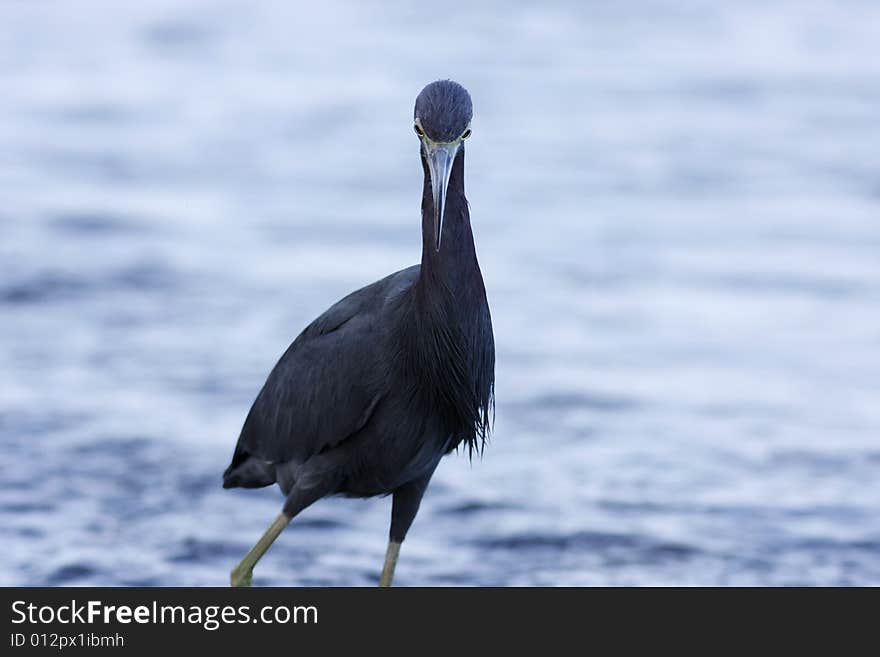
top-left (224, 80), bottom-right (494, 586)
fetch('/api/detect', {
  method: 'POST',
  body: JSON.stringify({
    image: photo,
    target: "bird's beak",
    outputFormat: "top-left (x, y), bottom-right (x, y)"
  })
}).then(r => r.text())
top-left (423, 140), bottom-right (460, 251)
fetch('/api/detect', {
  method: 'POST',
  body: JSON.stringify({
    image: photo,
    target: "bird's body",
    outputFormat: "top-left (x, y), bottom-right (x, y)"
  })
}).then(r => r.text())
top-left (224, 80), bottom-right (493, 586)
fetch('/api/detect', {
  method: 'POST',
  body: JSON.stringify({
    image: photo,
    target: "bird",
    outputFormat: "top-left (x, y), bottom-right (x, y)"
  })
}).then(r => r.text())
top-left (223, 80), bottom-right (494, 587)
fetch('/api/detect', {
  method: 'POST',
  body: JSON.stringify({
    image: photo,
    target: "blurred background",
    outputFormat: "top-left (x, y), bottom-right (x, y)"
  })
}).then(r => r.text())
top-left (1, 0), bottom-right (879, 586)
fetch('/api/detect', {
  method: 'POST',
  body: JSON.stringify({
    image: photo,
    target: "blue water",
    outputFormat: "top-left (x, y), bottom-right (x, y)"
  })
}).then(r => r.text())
top-left (2, 0), bottom-right (879, 586)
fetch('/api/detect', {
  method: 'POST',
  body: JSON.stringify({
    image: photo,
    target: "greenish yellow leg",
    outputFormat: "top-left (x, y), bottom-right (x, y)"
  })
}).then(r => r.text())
top-left (230, 512), bottom-right (290, 587)
top-left (378, 540), bottom-right (401, 587)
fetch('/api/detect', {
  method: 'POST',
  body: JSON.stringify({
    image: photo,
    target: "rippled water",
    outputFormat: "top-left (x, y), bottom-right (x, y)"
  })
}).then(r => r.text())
top-left (2, 0), bottom-right (879, 586)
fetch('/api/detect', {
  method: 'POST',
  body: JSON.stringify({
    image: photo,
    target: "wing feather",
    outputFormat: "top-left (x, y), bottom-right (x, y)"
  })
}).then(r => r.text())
top-left (232, 266), bottom-right (418, 465)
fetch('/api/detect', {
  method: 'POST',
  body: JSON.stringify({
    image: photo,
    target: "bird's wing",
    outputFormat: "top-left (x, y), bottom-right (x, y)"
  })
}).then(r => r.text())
top-left (235, 266), bottom-right (419, 465)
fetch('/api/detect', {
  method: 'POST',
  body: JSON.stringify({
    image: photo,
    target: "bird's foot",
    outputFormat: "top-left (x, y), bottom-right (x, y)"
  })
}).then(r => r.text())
top-left (230, 565), bottom-right (253, 587)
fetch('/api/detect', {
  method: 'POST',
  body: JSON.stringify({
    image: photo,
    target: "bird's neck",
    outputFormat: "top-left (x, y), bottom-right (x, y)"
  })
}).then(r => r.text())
top-left (417, 148), bottom-right (480, 294)
top-left (403, 147), bottom-right (492, 452)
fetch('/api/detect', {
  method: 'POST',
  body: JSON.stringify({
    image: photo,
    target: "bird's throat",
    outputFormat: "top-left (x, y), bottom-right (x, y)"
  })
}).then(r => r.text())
top-left (418, 149), bottom-right (478, 291)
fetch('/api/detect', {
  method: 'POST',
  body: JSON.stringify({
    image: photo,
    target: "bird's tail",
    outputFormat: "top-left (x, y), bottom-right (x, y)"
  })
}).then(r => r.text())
top-left (222, 446), bottom-right (276, 489)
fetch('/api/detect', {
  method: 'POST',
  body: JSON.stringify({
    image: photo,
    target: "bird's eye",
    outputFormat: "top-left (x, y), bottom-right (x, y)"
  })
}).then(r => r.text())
top-left (461, 128), bottom-right (472, 140)
top-left (414, 124), bottom-right (425, 137)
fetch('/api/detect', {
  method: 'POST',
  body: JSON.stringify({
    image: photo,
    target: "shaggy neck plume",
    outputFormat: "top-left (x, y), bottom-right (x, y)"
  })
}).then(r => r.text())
top-left (403, 145), bottom-right (492, 457)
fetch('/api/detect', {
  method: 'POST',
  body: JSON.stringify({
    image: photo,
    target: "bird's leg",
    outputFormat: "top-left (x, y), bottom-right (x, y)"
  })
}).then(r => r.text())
top-left (378, 541), bottom-right (401, 587)
top-left (379, 471), bottom-right (434, 587)
top-left (230, 479), bottom-right (335, 587)
top-left (231, 512), bottom-right (290, 587)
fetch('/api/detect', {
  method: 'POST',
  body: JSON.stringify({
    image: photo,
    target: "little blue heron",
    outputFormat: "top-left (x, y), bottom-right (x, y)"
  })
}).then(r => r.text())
top-left (223, 80), bottom-right (494, 587)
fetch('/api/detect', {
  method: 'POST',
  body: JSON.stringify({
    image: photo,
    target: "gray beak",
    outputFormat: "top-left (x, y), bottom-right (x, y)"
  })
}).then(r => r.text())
top-left (423, 140), bottom-right (460, 251)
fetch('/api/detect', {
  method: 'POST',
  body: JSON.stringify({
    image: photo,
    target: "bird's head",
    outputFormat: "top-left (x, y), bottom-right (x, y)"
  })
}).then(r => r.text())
top-left (413, 80), bottom-right (473, 251)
